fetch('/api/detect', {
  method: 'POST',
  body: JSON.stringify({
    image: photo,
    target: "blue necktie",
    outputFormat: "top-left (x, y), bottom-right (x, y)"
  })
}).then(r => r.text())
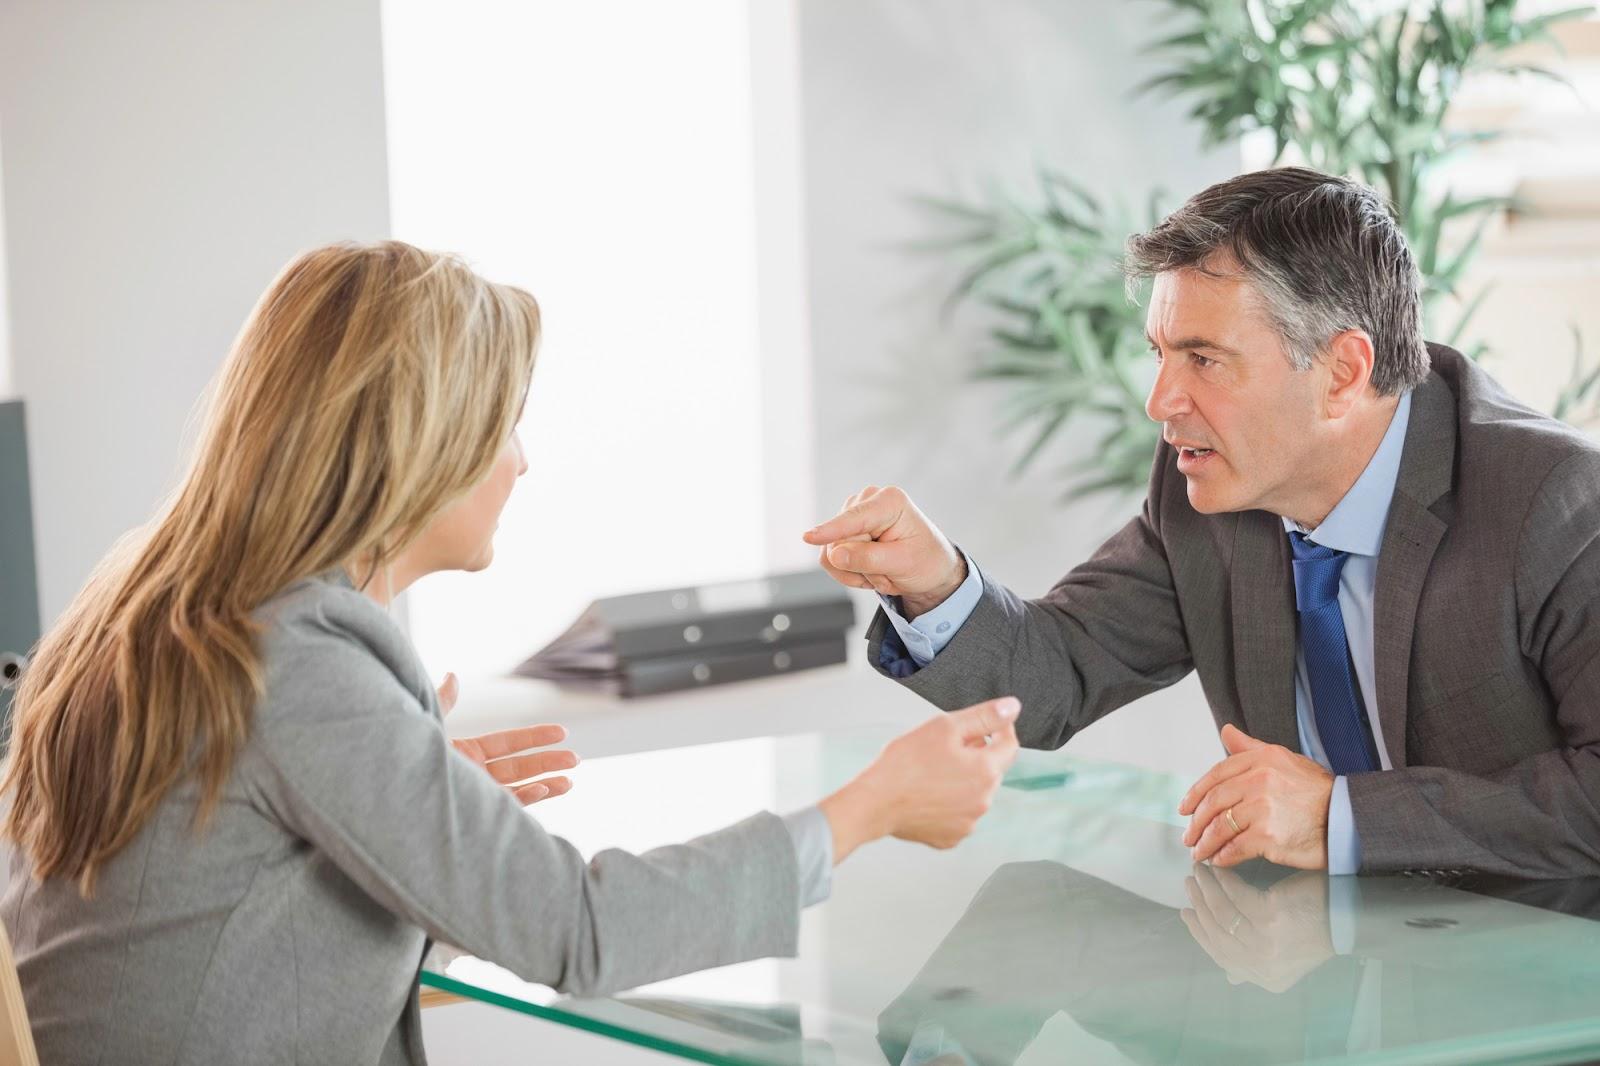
top-left (1288, 531), bottom-right (1378, 774)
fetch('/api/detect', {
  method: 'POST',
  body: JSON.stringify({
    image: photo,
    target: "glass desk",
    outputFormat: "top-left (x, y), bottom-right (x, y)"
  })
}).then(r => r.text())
top-left (421, 728), bottom-right (1600, 1065)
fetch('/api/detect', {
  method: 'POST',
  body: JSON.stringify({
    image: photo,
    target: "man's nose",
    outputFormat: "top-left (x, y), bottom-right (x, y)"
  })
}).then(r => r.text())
top-left (1145, 361), bottom-right (1191, 423)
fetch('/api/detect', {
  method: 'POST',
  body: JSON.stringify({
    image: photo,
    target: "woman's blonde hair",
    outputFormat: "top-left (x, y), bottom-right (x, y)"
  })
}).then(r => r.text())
top-left (1, 241), bottom-right (540, 894)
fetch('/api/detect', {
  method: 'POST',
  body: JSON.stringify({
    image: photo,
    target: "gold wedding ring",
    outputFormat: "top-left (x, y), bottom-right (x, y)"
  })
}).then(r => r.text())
top-left (1225, 807), bottom-right (1242, 835)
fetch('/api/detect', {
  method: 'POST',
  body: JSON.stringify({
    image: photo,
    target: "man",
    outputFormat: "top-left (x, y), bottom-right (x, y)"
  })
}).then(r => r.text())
top-left (806, 166), bottom-right (1600, 878)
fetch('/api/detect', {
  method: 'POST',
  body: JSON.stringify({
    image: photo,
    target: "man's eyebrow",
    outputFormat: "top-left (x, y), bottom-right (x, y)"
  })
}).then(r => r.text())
top-left (1145, 334), bottom-right (1241, 357)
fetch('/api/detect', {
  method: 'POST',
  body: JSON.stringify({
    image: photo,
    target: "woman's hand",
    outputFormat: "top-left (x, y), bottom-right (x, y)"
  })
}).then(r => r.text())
top-left (437, 673), bottom-right (578, 806)
top-left (818, 697), bottom-right (1020, 863)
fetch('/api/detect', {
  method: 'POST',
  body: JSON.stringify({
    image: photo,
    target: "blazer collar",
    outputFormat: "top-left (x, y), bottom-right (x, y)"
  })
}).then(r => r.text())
top-left (1393, 358), bottom-right (1457, 511)
top-left (1369, 359), bottom-right (1458, 767)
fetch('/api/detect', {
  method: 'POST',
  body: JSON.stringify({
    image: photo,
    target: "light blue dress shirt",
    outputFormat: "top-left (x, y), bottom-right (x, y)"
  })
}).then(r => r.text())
top-left (881, 391), bottom-right (1414, 880)
top-left (781, 805), bottom-right (833, 907)
top-left (1280, 390), bottom-right (1411, 876)
top-left (879, 553), bottom-right (989, 664)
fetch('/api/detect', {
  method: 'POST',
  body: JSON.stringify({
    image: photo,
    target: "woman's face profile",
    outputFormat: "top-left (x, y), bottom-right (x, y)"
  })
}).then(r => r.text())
top-left (416, 429), bottom-right (529, 573)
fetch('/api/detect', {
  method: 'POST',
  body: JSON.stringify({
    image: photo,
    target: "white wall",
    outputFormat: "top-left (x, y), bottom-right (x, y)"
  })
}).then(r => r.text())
top-left (796, 0), bottom-right (1239, 778)
top-left (750, 0), bottom-right (821, 576)
top-left (0, 122), bottom-right (12, 401)
top-left (383, 0), bottom-right (778, 681)
top-left (0, 0), bottom-right (391, 623)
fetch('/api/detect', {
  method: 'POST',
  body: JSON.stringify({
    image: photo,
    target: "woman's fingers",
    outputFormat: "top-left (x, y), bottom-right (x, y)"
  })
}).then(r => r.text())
top-left (533, 775), bottom-right (573, 800)
top-left (436, 672), bottom-right (460, 716)
top-left (448, 719), bottom-right (579, 803)
top-left (458, 723), bottom-right (568, 762)
top-left (484, 748), bottom-right (579, 785)
top-left (948, 697), bottom-right (1021, 745)
top-left (513, 775), bottom-right (574, 806)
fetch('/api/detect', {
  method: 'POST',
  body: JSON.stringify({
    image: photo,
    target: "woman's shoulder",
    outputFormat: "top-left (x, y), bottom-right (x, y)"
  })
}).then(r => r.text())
top-left (251, 570), bottom-right (436, 724)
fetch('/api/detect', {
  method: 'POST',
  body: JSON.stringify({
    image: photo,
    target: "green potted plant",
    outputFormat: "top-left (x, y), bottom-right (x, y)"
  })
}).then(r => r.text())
top-left (929, 0), bottom-right (1593, 498)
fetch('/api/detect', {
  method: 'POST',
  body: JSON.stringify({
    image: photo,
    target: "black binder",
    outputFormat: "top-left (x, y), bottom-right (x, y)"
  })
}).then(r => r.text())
top-left (622, 634), bottom-right (848, 697)
top-left (516, 570), bottom-right (855, 697)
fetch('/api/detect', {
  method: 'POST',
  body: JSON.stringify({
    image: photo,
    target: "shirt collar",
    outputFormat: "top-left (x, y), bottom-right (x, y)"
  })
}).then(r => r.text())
top-left (1279, 389), bottom-right (1413, 558)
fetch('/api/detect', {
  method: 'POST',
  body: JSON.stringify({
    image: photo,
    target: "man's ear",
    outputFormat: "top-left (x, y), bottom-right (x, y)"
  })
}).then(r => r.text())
top-left (1323, 330), bottom-right (1375, 418)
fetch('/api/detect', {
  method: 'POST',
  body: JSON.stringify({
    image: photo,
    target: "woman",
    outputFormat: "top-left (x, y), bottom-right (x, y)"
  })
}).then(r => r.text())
top-left (0, 242), bottom-right (1019, 1064)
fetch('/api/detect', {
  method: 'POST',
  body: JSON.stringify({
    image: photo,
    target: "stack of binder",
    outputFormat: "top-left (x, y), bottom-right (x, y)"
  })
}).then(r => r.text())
top-left (515, 570), bottom-right (855, 697)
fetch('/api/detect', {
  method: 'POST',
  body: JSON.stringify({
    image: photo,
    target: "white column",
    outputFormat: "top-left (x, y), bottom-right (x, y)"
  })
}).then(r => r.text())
top-left (749, 0), bottom-right (819, 571)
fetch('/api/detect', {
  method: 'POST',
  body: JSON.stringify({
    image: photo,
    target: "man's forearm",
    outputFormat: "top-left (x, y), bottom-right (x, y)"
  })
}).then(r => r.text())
top-left (1345, 751), bottom-right (1600, 877)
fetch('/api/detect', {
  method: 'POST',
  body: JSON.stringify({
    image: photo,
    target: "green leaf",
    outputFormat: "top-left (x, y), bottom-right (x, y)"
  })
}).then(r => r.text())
top-left (1489, 63), bottom-right (1576, 90)
top-left (1445, 283), bottom-right (1495, 348)
top-left (907, 194), bottom-right (1000, 224)
top-left (916, 0), bottom-right (1591, 503)
top-left (1514, 5), bottom-right (1594, 43)
top-left (1008, 409), bottom-right (1071, 477)
top-left (1142, 28), bottom-right (1212, 55)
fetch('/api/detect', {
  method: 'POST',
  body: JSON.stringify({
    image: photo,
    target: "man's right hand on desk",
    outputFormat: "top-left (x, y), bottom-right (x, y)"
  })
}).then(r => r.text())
top-left (804, 485), bottom-right (967, 619)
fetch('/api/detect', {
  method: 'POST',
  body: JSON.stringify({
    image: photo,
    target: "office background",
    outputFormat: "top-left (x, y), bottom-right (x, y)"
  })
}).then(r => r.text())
top-left (1, 1), bottom-right (1596, 1062)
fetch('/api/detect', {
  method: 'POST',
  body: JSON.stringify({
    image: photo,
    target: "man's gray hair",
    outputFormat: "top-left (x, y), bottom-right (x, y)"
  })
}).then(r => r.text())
top-left (1125, 167), bottom-right (1428, 396)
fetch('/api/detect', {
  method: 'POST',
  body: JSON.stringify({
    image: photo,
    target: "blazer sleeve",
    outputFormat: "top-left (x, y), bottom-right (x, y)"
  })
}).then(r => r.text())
top-left (1348, 450), bottom-right (1600, 877)
top-left (241, 622), bottom-right (801, 997)
top-left (866, 445), bottom-right (1195, 751)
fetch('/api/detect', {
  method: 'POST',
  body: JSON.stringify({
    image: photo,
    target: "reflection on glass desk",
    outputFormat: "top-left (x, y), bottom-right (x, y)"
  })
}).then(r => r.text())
top-left (421, 730), bottom-right (1600, 1065)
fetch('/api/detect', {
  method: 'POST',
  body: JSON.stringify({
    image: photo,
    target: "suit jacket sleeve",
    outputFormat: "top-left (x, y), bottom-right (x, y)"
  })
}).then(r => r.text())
top-left (245, 618), bottom-right (801, 998)
top-left (1348, 450), bottom-right (1600, 877)
top-left (867, 446), bottom-right (1195, 750)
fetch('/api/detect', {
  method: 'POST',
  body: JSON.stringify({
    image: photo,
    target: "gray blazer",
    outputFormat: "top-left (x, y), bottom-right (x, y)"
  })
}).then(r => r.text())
top-left (3, 573), bottom-right (800, 1064)
top-left (871, 345), bottom-right (1600, 877)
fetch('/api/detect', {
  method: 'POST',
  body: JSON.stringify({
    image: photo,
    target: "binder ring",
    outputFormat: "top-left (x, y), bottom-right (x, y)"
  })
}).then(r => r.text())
top-left (0, 652), bottom-right (26, 690)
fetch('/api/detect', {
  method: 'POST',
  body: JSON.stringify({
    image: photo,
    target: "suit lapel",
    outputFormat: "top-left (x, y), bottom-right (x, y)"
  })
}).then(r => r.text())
top-left (1372, 364), bottom-right (1456, 769)
top-left (1231, 510), bottom-right (1302, 750)
top-left (1373, 494), bottom-right (1446, 769)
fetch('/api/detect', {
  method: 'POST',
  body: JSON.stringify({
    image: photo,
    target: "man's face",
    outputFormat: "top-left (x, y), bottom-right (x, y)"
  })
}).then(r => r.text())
top-left (1144, 264), bottom-right (1325, 516)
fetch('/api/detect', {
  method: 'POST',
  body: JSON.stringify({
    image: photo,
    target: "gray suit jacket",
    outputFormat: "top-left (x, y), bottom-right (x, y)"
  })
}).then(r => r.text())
top-left (3, 572), bottom-right (800, 1064)
top-left (870, 345), bottom-right (1600, 877)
